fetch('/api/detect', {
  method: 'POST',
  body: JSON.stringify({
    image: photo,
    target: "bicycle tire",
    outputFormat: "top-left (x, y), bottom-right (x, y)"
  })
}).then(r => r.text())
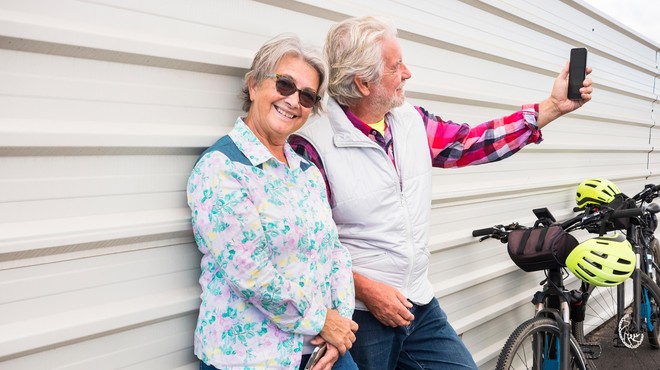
top-left (574, 273), bottom-right (660, 349)
top-left (496, 317), bottom-right (590, 370)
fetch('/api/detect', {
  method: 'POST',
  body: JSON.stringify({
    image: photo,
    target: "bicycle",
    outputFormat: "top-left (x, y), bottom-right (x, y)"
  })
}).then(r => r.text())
top-left (574, 182), bottom-right (660, 350)
top-left (473, 205), bottom-right (641, 369)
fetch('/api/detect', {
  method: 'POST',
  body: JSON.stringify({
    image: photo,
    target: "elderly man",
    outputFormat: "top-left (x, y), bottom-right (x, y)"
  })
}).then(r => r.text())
top-left (290, 15), bottom-right (592, 370)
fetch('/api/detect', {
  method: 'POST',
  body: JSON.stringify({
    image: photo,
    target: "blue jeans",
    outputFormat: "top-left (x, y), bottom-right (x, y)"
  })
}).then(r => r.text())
top-left (199, 350), bottom-right (357, 370)
top-left (349, 297), bottom-right (478, 370)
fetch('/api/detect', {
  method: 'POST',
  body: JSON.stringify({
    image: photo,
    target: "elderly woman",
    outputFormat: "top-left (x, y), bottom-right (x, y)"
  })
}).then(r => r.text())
top-left (187, 34), bottom-right (358, 370)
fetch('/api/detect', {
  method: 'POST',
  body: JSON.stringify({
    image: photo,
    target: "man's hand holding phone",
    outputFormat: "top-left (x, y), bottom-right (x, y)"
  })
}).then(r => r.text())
top-left (537, 48), bottom-right (593, 128)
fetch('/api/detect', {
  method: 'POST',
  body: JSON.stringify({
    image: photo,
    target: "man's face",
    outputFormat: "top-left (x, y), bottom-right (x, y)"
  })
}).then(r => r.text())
top-left (371, 37), bottom-right (411, 112)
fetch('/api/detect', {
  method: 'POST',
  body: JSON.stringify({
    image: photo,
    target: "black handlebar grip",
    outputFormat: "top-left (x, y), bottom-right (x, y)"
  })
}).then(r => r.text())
top-left (611, 208), bottom-right (643, 218)
top-left (472, 227), bottom-right (495, 237)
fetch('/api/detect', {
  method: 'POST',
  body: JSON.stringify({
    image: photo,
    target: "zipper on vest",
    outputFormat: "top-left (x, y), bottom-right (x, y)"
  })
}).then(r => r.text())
top-left (400, 192), bottom-right (415, 296)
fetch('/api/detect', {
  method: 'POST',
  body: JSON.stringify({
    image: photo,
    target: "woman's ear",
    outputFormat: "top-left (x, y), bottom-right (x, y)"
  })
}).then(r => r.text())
top-left (247, 76), bottom-right (256, 102)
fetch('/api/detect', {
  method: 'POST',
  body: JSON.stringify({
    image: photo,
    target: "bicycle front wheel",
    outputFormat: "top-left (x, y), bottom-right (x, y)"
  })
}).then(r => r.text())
top-left (572, 283), bottom-right (617, 344)
top-left (575, 273), bottom-right (660, 349)
top-left (496, 317), bottom-right (590, 370)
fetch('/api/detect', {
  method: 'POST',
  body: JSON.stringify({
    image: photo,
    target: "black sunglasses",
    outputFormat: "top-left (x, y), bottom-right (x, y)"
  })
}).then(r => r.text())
top-left (266, 73), bottom-right (321, 109)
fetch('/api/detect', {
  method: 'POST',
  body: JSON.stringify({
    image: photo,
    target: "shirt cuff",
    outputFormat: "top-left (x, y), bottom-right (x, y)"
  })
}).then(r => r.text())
top-left (521, 103), bottom-right (539, 129)
top-left (521, 103), bottom-right (543, 143)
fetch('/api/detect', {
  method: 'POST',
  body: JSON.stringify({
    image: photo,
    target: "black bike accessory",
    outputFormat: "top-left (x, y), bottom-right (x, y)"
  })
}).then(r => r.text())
top-left (507, 225), bottom-right (579, 272)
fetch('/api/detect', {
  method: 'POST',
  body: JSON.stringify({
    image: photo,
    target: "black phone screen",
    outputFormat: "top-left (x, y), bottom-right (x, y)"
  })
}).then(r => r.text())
top-left (568, 48), bottom-right (587, 100)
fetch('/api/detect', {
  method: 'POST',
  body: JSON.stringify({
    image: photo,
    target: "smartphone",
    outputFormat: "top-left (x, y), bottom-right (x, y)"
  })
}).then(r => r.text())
top-left (568, 47), bottom-right (588, 100)
top-left (532, 207), bottom-right (556, 222)
top-left (304, 343), bottom-right (327, 370)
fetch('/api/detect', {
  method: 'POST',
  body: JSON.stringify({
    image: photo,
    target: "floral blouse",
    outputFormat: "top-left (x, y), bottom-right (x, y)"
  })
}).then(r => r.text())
top-left (187, 118), bottom-right (354, 369)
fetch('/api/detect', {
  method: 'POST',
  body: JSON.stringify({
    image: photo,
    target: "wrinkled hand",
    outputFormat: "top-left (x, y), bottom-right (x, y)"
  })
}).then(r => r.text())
top-left (355, 274), bottom-right (414, 327)
top-left (319, 309), bottom-right (358, 354)
top-left (538, 61), bottom-right (593, 128)
top-left (309, 337), bottom-right (339, 370)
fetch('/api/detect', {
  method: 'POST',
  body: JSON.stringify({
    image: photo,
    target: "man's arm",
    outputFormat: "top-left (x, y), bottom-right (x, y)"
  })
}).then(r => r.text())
top-left (417, 63), bottom-right (592, 169)
top-left (416, 103), bottom-right (542, 169)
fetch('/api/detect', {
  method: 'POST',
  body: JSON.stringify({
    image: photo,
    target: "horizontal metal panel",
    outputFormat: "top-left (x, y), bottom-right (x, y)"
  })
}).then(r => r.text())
top-left (1, 314), bottom-right (198, 368)
top-left (0, 243), bottom-right (200, 361)
top-left (0, 0), bottom-right (657, 369)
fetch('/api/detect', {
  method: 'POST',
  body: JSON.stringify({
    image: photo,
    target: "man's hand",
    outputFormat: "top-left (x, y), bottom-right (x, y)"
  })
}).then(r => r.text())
top-left (354, 272), bottom-right (414, 327)
top-left (538, 61), bottom-right (593, 128)
top-left (319, 309), bottom-right (358, 354)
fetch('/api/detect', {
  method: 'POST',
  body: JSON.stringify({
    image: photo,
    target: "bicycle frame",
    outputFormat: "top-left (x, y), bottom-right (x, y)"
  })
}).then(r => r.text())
top-left (532, 268), bottom-right (573, 369)
top-left (615, 209), bottom-right (658, 346)
top-left (591, 185), bottom-right (660, 348)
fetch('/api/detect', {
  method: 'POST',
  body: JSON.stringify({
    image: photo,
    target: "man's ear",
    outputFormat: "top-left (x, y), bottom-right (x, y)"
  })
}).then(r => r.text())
top-left (354, 76), bottom-right (371, 97)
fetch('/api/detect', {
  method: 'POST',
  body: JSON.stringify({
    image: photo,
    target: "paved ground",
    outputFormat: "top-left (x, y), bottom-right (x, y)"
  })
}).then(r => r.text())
top-left (585, 317), bottom-right (660, 369)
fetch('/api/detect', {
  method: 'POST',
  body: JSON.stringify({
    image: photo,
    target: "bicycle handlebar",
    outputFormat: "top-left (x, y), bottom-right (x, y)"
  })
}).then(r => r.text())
top-left (472, 227), bottom-right (498, 237)
top-left (632, 183), bottom-right (660, 202)
top-left (472, 206), bottom-right (644, 241)
top-left (612, 207), bottom-right (643, 218)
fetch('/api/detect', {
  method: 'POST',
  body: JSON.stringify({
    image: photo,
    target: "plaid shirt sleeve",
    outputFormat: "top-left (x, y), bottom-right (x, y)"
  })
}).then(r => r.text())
top-left (417, 103), bottom-right (542, 168)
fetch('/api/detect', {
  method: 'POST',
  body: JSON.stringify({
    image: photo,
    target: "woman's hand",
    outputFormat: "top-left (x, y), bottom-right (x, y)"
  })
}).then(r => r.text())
top-left (319, 309), bottom-right (358, 354)
top-left (309, 337), bottom-right (339, 370)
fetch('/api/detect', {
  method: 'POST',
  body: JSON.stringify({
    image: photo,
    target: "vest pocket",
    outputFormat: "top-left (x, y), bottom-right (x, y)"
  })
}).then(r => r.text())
top-left (350, 250), bottom-right (388, 265)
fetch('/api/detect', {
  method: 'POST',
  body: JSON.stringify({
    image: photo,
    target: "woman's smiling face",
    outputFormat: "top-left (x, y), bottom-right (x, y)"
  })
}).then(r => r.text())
top-left (246, 54), bottom-right (320, 149)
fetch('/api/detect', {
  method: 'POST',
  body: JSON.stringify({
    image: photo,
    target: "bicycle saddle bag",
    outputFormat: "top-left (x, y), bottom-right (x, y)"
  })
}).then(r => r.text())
top-left (507, 225), bottom-right (579, 272)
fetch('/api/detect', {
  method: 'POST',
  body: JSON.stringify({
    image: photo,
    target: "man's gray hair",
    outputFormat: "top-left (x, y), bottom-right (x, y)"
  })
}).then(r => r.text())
top-left (324, 16), bottom-right (398, 107)
top-left (241, 34), bottom-right (328, 115)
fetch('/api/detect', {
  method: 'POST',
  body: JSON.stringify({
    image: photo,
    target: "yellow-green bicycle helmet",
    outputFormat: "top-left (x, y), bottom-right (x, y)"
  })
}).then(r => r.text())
top-left (566, 233), bottom-right (635, 287)
top-left (575, 178), bottom-right (622, 209)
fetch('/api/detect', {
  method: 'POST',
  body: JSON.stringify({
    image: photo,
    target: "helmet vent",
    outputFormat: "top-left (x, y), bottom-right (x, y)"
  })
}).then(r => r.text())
top-left (577, 263), bottom-right (596, 277)
top-left (584, 257), bottom-right (603, 269)
top-left (574, 270), bottom-right (589, 281)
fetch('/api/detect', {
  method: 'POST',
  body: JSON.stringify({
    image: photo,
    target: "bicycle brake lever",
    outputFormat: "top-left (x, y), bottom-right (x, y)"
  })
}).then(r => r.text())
top-left (581, 211), bottom-right (602, 223)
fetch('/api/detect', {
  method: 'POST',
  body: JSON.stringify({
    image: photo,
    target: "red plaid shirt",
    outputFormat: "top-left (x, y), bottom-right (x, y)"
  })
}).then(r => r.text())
top-left (289, 103), bottom-right (542, 203)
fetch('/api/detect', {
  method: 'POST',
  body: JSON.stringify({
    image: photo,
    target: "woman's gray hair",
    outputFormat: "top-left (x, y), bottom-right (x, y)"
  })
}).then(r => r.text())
top-left (324, 16), bottom-right (398, 107)
top-left (241, 34), bottom-right (328, 115)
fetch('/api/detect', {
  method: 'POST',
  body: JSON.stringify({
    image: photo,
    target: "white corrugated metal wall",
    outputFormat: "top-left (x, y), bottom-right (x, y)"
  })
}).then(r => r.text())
top-left (0, 0), bottom-right (657, 369)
